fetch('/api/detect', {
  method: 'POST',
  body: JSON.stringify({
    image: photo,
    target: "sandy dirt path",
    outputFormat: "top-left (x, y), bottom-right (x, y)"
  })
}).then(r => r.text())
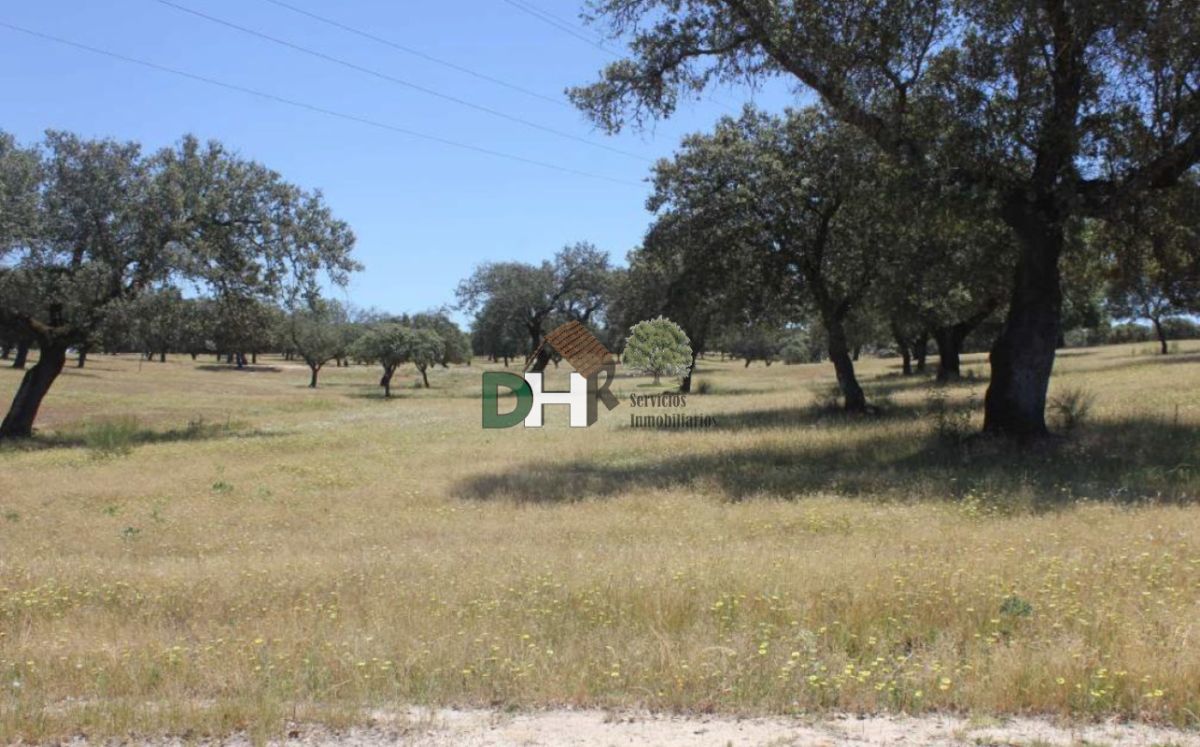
top-left (199, 709), bottom-right (1200, 746)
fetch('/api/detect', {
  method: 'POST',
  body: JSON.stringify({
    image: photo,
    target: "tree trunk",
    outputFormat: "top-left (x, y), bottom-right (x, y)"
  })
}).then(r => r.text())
top-left (984, 210), bottom-right (1062, 438)
top-left (12, 340), bottom-right (30, 370)
top-left (309, 364), bottom-right (320, 388)
top-left (420, 366), bottom-right (430, 388)
top-left (381, 367), bottom-right (394, 397)
top-left (0, 342), bottom-right (67, 439)
top-left (933, 327), bottom-right (962, 382)
top-left (159, 351), bottom-right (166, 363)
top-left (825, 314), bottom-right (866, 413)
top-left (679, 347), bottom-right (700, 393)
top-left (891, 323), bottom-right (912, 375)
top-left (652, 372), bottom-right (661, 385)
top-left (190, 352), bottom-right (198, 360)
top-left (252, 352), bottom-right (258, 365)
top-left (1152, 317), bottom-right (1168, 355)
top-left (77, 348), bottom-right (88, 368)
top-left (530, 346), bottom-right (553, 372)
top-left (914, 334), bottom-right (929, 374)
top-left (0, 344), bottom-right (9, 360)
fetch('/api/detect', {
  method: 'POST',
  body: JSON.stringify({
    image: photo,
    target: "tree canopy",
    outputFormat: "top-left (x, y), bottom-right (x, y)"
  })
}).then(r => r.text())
top-left (0, 130), bottom-right (360, 436)
top-left (571, 0), bottom-right (1200, 437)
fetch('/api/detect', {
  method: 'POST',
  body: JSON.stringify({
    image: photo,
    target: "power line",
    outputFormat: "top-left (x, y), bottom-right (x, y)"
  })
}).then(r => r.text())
top-left (499, 0), bottom-right (615, 56)
top-left (153, 0), bottom-right (653, 163)
top-left (496, 0), bottom-right (739, 113)
top-left (0, 21), bottom-right (641, 187)
top-left (258, 0), bottom-right (568, 108)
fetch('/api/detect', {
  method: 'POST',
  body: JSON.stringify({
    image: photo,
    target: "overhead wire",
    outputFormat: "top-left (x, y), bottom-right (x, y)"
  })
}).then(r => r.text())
top-left (153, 0), bottom-right (653, 163)
top-left (259, 0), bottom-right (568, 108)
top-left (0, 20), bottom-right (642, 187)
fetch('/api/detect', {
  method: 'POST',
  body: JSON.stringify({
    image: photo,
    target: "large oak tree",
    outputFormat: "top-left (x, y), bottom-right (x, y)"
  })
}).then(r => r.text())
top-left (570, 0), bottom-right (1200, 437)
top-left (0, 130), bottom-right (358, 438)
top-left (647, 108), bottom-right (897, 412)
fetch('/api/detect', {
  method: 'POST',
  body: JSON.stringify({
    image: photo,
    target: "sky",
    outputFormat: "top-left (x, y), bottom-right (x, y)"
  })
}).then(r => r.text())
top-left (2, 0), bottom-right (798, 317)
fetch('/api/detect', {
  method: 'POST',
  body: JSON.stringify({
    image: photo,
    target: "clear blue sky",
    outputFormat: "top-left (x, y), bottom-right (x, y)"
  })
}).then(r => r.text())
top-left (2, 0), bottom-right (796, 316)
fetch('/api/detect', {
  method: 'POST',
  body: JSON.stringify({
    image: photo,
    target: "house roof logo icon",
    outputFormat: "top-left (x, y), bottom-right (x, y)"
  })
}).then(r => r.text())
top-left (526, 320), bottom-right (615, 378)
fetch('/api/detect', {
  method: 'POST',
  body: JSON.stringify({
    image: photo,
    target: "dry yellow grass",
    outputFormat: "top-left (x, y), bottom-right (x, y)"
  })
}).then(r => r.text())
top-left (1, 342), bottom-right (1198, 741)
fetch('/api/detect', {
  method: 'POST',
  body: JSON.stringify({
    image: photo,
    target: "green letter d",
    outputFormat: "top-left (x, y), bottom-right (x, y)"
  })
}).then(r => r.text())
top-left (482, 372), bottom-right (533, 428)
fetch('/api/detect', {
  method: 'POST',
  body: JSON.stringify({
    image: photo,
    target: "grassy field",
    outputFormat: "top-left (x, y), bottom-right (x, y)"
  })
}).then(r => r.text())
top-left (1, 343), bottom-right (1199, 741)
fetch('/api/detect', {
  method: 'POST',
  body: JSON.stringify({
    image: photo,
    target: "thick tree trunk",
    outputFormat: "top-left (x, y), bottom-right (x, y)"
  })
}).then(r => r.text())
top-left (984, 211), bottom-right (1062, 438)
top-left (252, 352), bottom-right (258, 365)
top-left (308, 364), bottom-right (320, 388)
top-left (77, 348), bottom-right (88, 368)
top-left (0, 343), bottom-right (67, 439)
top-left (914, 334), bottom-right (929, 374)
top-left (12, 340), bottom-right (30, 370)
top-left (420, 366), bottom-right (430, 388)
top-left (1152, 317), bottom-right (1168, 355)
top-left (825, 314), bottom-right (866, 413)
top-left (933, 327), bottom-right (962, 382)
top-left (159, 351), bottom-right (166, 363)
top-left (381, 367), bottom-right (394, 397)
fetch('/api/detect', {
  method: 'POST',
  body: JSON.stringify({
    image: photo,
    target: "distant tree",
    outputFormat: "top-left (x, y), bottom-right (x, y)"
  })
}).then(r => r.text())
top-left (624, 316), bottom-right (693, 385)
top-left (0, 130), bottom-right (358, 438)
top-left (350, 324), bottom-right (413, 397)
top-left (571, 0), bottom-right (1200, 437)
top-left (457, 242), bottom-right (610, 371)
top-left (724, 323), bottom-right (787, 367)
top-left (468, 301), bottom-right (525, 365)
top-left (407, 311), bottom-right (472, 367)
top-left (470, 302), bottom-right (526, 366)
top-left (780, 327), bottom-right (825, 365)
top-left (177, 298), bottom-right (217, 360)
top-left (620, 206), bottom-right (775, 393)
top-left (405, 328), bottom-right (445, 389)
top-left (130, 288), bottom-right (185, 363)
top-left (876, 195), bottom-right (1012, 381)
top-left (1102, 181), bottom-right (1200, 355)
top-left (289, 300), bottom-right (349, 388)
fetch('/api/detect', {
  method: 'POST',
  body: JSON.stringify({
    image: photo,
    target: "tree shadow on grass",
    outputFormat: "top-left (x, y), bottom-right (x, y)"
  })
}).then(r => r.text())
top-left (454, 417), bottom-right (1198, 507)
top-left (194, 364), bottom-right (284, 373)
top-left (1, 420), bottom-right (288, 454)
top-left (1072, 352), bottom-right (1200, 377)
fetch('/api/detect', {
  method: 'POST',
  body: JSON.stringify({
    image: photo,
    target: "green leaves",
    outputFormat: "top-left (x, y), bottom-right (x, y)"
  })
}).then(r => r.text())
top-left (624, 316), bottom-right (693, 381)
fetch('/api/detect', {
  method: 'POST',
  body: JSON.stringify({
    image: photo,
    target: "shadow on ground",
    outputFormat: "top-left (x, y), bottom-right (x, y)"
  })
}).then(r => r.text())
top-left (455, 417), bottom-right (1197, 507)
top-left (194, 364), bottom-right (284, 373)
top-left (1, 421), bottom-right (286, 454)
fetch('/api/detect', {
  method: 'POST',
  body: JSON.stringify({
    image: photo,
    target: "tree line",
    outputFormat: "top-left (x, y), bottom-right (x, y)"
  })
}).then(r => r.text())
top-left (5, 0), bottom-right (1200, 443)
